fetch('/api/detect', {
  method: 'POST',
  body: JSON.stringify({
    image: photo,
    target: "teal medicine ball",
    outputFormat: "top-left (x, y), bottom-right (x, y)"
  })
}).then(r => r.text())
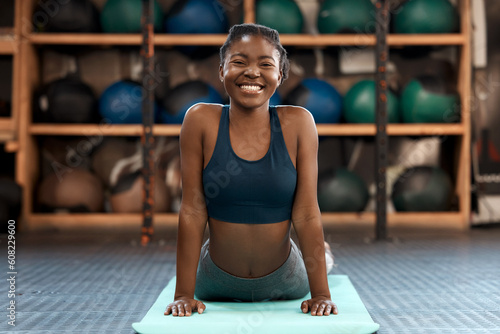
top-left (101, 0), bottom-right (163, 33)
top-left (343, 80), bottom-right (400, 124)
top-left (256, 0), bottom-right (304, 34)
top-left (318, 168), bottom-right (369, 212)
top-left (318, 0), bottom-right (375, 34)
top-left (393, 0), bottom-right (459, 34)
top-left (391, 166), bottom-right (453, 212)
top-left (400, 76), bottom-right (460, 123)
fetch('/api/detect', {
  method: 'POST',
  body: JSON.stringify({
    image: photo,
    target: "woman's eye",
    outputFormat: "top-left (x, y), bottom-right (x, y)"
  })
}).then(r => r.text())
top-left (261, 63), bottom-right (273, 67)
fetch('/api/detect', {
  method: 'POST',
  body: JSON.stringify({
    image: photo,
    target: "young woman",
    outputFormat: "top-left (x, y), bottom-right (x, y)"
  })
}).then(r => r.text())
top-left (164, 24), bottom-right (337, 317)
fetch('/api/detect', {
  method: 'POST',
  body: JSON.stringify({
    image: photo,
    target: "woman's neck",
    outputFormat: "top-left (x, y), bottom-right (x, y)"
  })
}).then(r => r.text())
top-left (228, 103), bottom-right (270, 129)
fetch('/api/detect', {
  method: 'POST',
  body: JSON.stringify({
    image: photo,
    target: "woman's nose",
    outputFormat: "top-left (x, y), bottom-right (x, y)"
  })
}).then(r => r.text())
top-left (244, 65), bottom-right (260, 77)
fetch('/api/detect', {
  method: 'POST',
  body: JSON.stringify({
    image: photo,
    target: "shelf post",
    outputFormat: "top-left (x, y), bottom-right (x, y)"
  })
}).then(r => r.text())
top-left (141, 0), bottom-right (155, 246)
top-left (375, 0), bottom-right (389, 240)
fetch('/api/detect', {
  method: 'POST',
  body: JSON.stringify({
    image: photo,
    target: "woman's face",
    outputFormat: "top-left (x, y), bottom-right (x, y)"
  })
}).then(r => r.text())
top-left (220, 34), bottom-right (282, 110)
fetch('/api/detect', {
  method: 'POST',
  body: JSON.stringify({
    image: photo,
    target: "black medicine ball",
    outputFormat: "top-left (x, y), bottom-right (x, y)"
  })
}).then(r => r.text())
top-left (33, 0), bottom-right (101, 33)
top-left (35, 77), bottom-right (98, 123)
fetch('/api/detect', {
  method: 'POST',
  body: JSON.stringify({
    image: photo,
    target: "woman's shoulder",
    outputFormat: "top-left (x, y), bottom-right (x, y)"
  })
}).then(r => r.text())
top-left (182, 103), bottom-right (224, 131)
top-left (275, 105), bottom-right (316, 131)
top-left (185, 103), bottom-right (224, 121)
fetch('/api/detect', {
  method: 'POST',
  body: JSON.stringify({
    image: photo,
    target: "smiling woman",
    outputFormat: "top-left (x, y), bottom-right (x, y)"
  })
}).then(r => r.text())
top-left (164, 24), bottom-right (337, 318)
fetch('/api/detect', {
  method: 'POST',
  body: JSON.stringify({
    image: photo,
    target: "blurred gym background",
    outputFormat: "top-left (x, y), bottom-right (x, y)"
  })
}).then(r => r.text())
top-left (0, 0), bottom-right (498, 231)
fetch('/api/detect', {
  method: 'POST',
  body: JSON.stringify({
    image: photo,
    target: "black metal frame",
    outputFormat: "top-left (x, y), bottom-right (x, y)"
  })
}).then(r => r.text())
top-left (375, 0), bottom-right (389, 240)
top-left (141, 0), bottom-right (155, 246)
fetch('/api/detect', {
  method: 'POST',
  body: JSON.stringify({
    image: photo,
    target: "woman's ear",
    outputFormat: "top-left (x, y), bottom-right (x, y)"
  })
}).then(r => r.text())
top-left (219, 64), bottom-right (224, 82)
top-left (278, 70), bottom-right (283, 85)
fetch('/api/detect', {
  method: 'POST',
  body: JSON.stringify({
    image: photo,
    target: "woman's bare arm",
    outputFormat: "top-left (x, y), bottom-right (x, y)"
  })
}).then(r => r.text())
top-left (165, 104), bottom-right (210, 316)
top-left (289, 106), bottom-right (338, 316)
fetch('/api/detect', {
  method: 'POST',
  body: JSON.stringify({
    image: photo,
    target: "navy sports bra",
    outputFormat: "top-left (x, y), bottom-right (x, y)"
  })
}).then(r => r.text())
top-left (202, 105), bottom-right (297, 224)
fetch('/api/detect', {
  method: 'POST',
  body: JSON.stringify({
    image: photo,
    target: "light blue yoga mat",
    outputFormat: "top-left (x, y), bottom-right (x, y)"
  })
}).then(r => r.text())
top-left (133, 275), bottom-right (380, 334)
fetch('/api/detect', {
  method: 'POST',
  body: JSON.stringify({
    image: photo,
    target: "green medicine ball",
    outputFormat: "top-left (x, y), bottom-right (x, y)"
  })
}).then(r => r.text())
top-left (343, 80), bottom-right (400, 124)
top-left (101, 0), bottom-right (163, 33)
top-left (256, 0), bottom-right (303, 34)
top-left (392, 166), bottom-right (453, 212)
top-left (393, 0), bottom-right (459, 34)
top-left (400, 76), bottom-right (460, 123)
top-left (317, 0), bottom-right (375, 34)
top-left (318, 168), bottom-right (369, 212)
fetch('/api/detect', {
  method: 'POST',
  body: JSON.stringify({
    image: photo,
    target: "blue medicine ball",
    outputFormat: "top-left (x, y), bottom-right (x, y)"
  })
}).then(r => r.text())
top-left (270, 91), bottom-right (282, 106)
top-left (160, 80), bottom-right (225, 124)
top-left (164, 0), bottom-right (229, 57)
top-left (164, 0), bottom-right (228, 34)
top-left (285, 78), bottom-right (343, 124)
top-left (99, 81), bottom-right (158, 124)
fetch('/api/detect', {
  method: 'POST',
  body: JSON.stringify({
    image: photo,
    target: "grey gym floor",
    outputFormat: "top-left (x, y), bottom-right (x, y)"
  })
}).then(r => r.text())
top-left (1, 225), bottom-right (499, 334)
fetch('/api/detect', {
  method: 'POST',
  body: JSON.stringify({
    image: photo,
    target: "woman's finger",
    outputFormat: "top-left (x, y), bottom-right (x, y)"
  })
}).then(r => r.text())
top-left (184, 303), bottom-right (192, 316)
top-left (310, 303), bottom-right (319, 316)
top-left (178, 304), bottom-right (185, 317)
top-left (196, 301), bottom-right (206, 314)
top-left (301, 300), bottom-right (309, 313)
top-left (317, 303), bottom-right (326, 316)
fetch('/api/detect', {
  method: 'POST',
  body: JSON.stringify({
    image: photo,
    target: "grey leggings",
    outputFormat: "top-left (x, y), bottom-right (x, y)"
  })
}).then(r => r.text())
top-left (194, 239), bottom-right (310, 302)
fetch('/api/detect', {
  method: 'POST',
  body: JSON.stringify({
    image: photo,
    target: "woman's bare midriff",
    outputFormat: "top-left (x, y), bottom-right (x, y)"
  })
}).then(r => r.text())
top-left (207, 218), bottom-right (292, 278)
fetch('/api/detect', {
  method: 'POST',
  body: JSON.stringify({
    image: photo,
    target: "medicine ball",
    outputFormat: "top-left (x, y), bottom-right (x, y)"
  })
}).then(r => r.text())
top-left (160, 81), bottom-right (224, 124)
top-left (99, 80), bottom-right (159, 124)
top-left (101, 0), bottom-right (163, 33)
top-left (164, 0), bottom-right (228, 57)
top-left (400, 76), bottom-right (460, 123)
top-left (285, 78), bottom-right (342, 124)
top-left (165, 0), bottom-right (228, 34)
top-left (38, 169), bottom-right (104, 212)
top-left (165, 153), bottom-right (182, 212)
top-left (391, 166), bottom-right (453, 212)
top-left (91, 138), bottom-right (139, 188)
top-left (318, 168), bottom-right (369, 212)
top-left (256, 0), bottom-right (304, 34)
top-left (109, 170), bottom-right (170, 213)
top-left (343, 80), bottom-right (400, 124)
top-left (0, 178), bottom-right (22, 234)
top-left (35, 77), bottom-right (98, 123)
top-left (270, 91), bottom-right (282, 106)
top-left (40, 136), bottom-right (96, 177)
top-left (317, 0), bottom-right (375, 34)
top-left (393, 0), bottom-right (459, 34)
top-left (33, 0), bottom-right (101, 33)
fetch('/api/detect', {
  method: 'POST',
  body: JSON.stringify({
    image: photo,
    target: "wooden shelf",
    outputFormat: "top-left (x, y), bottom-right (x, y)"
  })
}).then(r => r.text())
top-left (0, 118), bottom-right (14, 142)
top-left (30, 123), bottom-right (465, 137)
top-left (30, 123), bottom-right (182, 136)
top-left (27, 33), bottom-right (466, 47)
top-left (0, 34), bottom-right (17, 54)
top-left (317, 123), bottom-right (464, 136)
top-left (26, 211), bottom-right (465, 231)
top-left (322, 212), bottom-right (465, 229)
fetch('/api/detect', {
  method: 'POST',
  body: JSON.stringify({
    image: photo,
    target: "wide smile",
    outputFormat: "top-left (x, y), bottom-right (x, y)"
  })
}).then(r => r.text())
top-left (237, 83), bottom-right (264, 94)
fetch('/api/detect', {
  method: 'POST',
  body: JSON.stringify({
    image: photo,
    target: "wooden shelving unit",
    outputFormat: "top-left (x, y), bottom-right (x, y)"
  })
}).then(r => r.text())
top-left (16, 0), bottom-right (471, 231)
top-left (0, 2), bottom-right (21, 148)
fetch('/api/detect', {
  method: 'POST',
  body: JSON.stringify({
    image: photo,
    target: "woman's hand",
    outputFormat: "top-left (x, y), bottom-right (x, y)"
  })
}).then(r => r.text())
top-left (301, 296), bottom-right (338, 316)
top-left (164, 298), bottom-right (206, 316)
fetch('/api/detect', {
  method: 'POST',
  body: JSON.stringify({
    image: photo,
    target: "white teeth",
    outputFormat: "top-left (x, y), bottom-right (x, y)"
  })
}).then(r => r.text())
top-left (240, 85), bottom-right (262, 91)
